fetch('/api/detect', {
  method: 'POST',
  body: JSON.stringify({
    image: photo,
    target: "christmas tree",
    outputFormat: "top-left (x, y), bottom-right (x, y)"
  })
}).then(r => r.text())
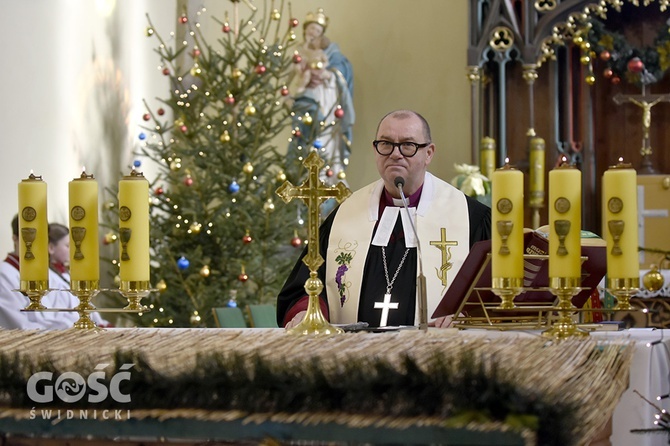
top-left (103, 2), bottom-right (313, 327)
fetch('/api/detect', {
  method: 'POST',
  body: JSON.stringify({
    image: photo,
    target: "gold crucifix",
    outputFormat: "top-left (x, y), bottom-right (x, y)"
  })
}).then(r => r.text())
top-left (276, 150), bottom-right (351, 335)
top-left (429, 228), bottom-right (458, 287)
top-left (613, 91), bottom-right (670, 174)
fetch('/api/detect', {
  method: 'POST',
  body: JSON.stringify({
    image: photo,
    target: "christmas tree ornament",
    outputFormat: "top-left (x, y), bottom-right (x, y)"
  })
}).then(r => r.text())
top-left (157, 108), bottom-right (165, 116)
top-left (643, 265), bottom-right (665, 292)
top-left (600, 50), bottom-right (610, 62)
top-left (293, 129), bottom-right (302, 138)
top-left (200, 265), bottom-right (211, 277)
top-left (585, 74), bottom-right (595, 85)
top-left (603, 68), bottom-right (613, 78)
top-left (184, 174), bottom-right (193, 186)
top-left (190, 63), bottom-right (202, 77)
top-left (289, 32), bottom-right (297, 41)
top-left (227, 290), bottom-right (238, 307)
top-left (104, 200), bottom-right (116, 210)
top-left (276, 170), bottom-right (287, 182)
top-left (177, 256), bottom-right (190, 270)
top-left (170, 158), bottom-right (182, 171)
top-left (243, 162), bottom-right (254, 174)
top-left (134, 160), bottom-right (142, 168)
top-left (242, 229), bottom-right (253, 244)
top-left (103, 232), bottom-right (118, 245)
top-left (326, 169), bottom-right (334, 177)
top-left (224, 94), bottom-right (235, 105)
top-left (337, 171), bottom-right (346, 180)
top-left (238, 266), bottom-right (249, 282)
top-left (611, 76), bottom-right (621, 85)
top-left (228, 180), bottom-right (240, 193)
top-left (189, 222), bottom-right (202, 234)
top-left (155, 186), bottom-right (164, 195)
top-left (222, 22), bottom-right (231, 33)
top-left (291, 230), bottom-right (302, 248)
top-left (290, 18), bottom-right (299, 27)
top-left (263, 198), bottom-right (275, 212)
top-left (280, 86), bottom-right (289, 96)
top-left (192, 48), bottom-right (201, 58)
top-left (220, 130), bottom-right (231, 143)
top-left (303, 113), bottom-right (313, 125)
top-left (139, 132), bottom-right (147, 140)
top-left (271, 9), bottom-right (281, 20)
top-left (244, 103), bottom-right (257, 116)
top-left (180, 125), bottom-right (188, 133)
top-left (179, 14), bottom-right (188, 24)
top-left (162, 67), bottom-right (170, 76)
top-left (313, 139), bottom-right (323, 149)
top-left (190, 311), bottom-right (201, 325)
top-left (334, 107), bottom-right (344, 119)
top-left (292, 52), bottom-right (302, 64)
top-left (143, 113), bottom-right (151, 121)
top-left (156, 279), bottom-right (167, 292)
top-left (145, 27), bottom-right (154, 37)
top-left (579, 54), bottom-right (591, 65)
top-left (255, 64), bottom-right (266, 75)
top-left (232, 68), bottom-right (242, 79)
top-left (627, 57), bottom-right (644, 73)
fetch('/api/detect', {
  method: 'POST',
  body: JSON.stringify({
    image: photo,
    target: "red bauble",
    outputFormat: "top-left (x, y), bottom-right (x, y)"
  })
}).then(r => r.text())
top-left (222, 24), bottom-right (231, 33)
top-left (184, 176), bottom-right (193, 186)
top-left (603, 68), bottom-right (613, 79)
top-left (611, 76), bottom-right (621, 85)
top-left (255, 64), bottom-right (266, 74)
top-left (242, 234), bottom-right (253, 244)
top-left (280, 87), bottom-right (289, 96)
top-left (292, 54), bottom-right (302, 64)
top-left (334, 108), bottom-right (344, 119)
top-left (225, 96), bottom-right (235, 105)
top-left (162, 67), bottom-right (170, 76)
top-left (291, 236), bottom-right (302, 248)
top-left (157, 108), bottom-right (165, 116)
top-left (192, 49), bottom-right (201, 58)
top-left (599, 50), bottom-right (611, 62)
top-left (238, 273), bottom-right (249, 282)
top-left (180, 125), bottom-right (188, 133)
top-left (142, 113), bottom-right (151, 121)
top-left (155, 187), bottom-right (164, 195)
top-left (294, 130), bottom-right (302, 138)
top-left (179, 15), bottom-right (188, 24)
top-left (627, 57), bottom-right (644, 73)
top-left (290, 18), bottom-right (299, 27)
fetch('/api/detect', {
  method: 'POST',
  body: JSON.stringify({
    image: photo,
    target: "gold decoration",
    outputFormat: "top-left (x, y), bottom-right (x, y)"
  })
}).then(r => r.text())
top-left (157, 279), bottom-right (167, 292)
top-left (190, 63), bottom-right (202, 77)
top-left (554, 219), bottom-right (571, 256)
top-left (643, 265), bottom-right (665, 291)
top-left (20, 227), bottom-right (36, 260)
top-left (304, 7), bottom-right (328, 30)
top-left (189, 222), bottom-right (202, 234)
top-left (543, 277), bottom-right (588, 340)
top-left (145, 27), bottom-right (154, 37)
top-left (170, 158), bottom-right (182, 171)
top-left (496, 198), bottom-right (513, 214)
top-left (200, 265), bottom-right (211, 278)
top-left (607, 220), bottom-right (624, 256)
top-left (242, 162), bottom-right (254, 174)
top-left (104, 232), bottom-right (117, 244)
top-left (263, 198), bottom-right (275, 212)
top-left (276, 171), bottom-right (287, 182)
top-left (276, 151), bottom-right (351, 336)
top-left (220, 130), bottom-right (231, 143)
top-left (71, 227), bottom-right (86, 260)
top-left (429, 228), bottom-right (457, 287)
top-left (496, 221), bottom-right (513, 255)
top-left (244, 103), bottom-right (256, 116)
top-left (271, 8), bottom-right (281, 20)
top-left (119, 228), bottom-right (132, 261)
top-left (232, 68), bottom-right (242, 79)
top-left (554, 197), bottom-right (570, 214)
top-left (303, 113), bottom-right (313, 125)
top-left (337, 171), bottom-right (346, 180)
top-left (490, 26), bottom-right (514, 52)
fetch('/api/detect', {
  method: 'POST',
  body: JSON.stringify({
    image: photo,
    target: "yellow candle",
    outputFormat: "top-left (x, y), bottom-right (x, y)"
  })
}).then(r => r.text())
top-left (602, 160), bottom-right (638, 280)
top-left (118, 170), bottom-right (150, 283)
top-left (548, 163), bottom-right (581, 279)
top-left (68, 170), bottom-right (100, 283)
top-left (18, 173), bottom-right (49, 284)
top-left (528, 137), bottom-right (545, 207)
top-left (491, 161), bottom-right (524, 281)
top-left (480, 137), bottom-right (496, 180)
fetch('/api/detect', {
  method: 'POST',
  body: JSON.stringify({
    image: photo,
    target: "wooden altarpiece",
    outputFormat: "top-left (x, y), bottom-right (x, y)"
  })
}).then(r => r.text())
top-left (467, 0), bottom-right (670, 234)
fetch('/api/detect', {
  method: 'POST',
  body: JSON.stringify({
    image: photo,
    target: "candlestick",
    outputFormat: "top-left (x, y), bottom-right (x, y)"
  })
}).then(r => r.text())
top-left (480, 137), bottom-right (496, 181)
top-left (69, 170), bottom-right (100, 289)
top-left (18, 173), bottom-right (49, 309)
top-left (548, 163), bottom-right (581, 281)
top-left (491, 160), bottom-right (524, 308)
top-left (602, 159), bottom-right (639, 310)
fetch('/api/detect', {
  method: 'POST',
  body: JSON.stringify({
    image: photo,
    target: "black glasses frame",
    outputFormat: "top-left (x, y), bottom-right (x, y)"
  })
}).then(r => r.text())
top-left (373, 140), bottom-right (430, 157)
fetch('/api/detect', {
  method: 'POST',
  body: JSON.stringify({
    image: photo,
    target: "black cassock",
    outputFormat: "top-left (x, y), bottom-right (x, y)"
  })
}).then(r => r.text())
top-left (277, 195), bottom-right (491, 327)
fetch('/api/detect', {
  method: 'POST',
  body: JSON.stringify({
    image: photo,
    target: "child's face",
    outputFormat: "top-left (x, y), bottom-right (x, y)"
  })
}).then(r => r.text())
top-left (304, 23), bottom-right (324, 43)
top-left (49, 236), bottom-right (70, 265)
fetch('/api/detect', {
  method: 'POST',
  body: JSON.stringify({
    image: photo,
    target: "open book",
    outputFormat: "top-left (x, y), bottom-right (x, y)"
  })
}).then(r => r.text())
top-left (432, 228), bottom-right (607, 318)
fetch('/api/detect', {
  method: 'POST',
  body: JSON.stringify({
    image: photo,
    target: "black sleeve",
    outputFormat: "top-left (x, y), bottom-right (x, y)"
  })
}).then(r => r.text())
top-left (276, 206), bottom-right (340, 326)
top-left (465, 195), bottom-right (492, 248)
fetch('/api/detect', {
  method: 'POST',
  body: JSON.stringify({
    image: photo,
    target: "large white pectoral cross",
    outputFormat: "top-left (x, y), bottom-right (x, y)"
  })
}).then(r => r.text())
top-left (374, 293), bottom-right (399, 327)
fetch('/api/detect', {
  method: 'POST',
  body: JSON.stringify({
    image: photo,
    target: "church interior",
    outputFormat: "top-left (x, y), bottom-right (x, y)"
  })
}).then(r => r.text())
top-left (0, 0), bottom-right (669, 445)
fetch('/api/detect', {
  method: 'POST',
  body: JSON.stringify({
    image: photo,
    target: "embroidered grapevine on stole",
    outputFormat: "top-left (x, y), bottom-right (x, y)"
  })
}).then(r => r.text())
top-left (334, 241), bottom-right (357, 307)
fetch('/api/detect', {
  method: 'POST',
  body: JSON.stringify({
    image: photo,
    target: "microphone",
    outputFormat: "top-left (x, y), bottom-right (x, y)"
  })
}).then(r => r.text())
top-left (394, 177), bottom-right (428, 331)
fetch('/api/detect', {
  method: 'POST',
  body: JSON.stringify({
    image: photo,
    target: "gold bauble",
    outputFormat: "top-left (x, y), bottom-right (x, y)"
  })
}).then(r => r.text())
top-left (276, 171), bottom-right (287, 182)
top-left (104, 232), bottom-right (118, 244)
top-left (244, 103), bottom-right (257, 116)
top-left (337, 171), bottom-right (346, 180)
top-left (585, 74), bottom-right (596, 85)
top-left (232, 68), bottom-right (242, 79)
top-left (200, 265), bottom-right (211, 277)
top-left (190, 63), bottom-right (202, 77)
top-left (145, 27), bottom-right (154, 37)
top-left (263, 198), bottom-right (275, 212)
top-left (189, 222), bottom-right (202, 234)
top-left (104, 200), bottom-right (116, 210)
top-left (580, 55), bottom-right (591, 65)
top-left (303, 114), bottom-right (313, 125)
top-left (243, 162), bottom-right (254, 174)
top-left (174, 119), bottom-right (184, 127)
top-left (271, 9), bottom-right (281, 20)
top-left (220, 130), bottom-right (231, 143)
top-left (156, 279), bottom-right (167, 292)
top-left (170, 158), bottom-right (182, 171)
top-left (643, 265), bottom-right (665, 292)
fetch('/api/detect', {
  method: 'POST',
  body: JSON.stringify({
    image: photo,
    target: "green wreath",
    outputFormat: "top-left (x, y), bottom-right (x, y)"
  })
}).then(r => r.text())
top-left (585, 17), bottom-right (670, 85)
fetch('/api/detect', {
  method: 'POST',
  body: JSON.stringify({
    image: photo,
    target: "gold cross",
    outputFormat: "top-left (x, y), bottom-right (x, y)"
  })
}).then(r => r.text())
top-left (429, 227), bottom-right (458, 286)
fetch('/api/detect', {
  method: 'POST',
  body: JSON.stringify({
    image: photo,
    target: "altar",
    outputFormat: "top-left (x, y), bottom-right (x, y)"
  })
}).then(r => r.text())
top-left (0, 327), bottom-right (665, 445)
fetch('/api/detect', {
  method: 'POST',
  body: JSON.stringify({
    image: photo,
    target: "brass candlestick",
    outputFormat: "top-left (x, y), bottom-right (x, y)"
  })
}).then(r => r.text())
top-left (20, 280), bottom-right (49, 311)
top-left (543, 277), bottom-right (588, 340)
top-left (492, 277), bottom-right (523, 310)
top-left (607, 277), bottom-right (639, 311)
top-left (120, 281), bottom-right (151, 311)
top-left (70, 280), bottom-right (100, 330)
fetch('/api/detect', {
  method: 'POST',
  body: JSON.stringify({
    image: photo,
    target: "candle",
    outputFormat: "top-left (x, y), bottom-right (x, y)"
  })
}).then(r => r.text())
top-left (68, 170), bottom-right (100, 284)
top-left (491, 160), bottom-right (524, 282)
top-left (118, 170), bottom-right (150, 283)
top-left (480, 137), bottom-right (496, 180)
top-left (528, 137), bottom-right (545, 207)
top-left (602, 159), bottom-right (638, 280)
top-left (18, 173), bottom-right (49, 284)
top-left (548, 162), bottom-right (581, 280)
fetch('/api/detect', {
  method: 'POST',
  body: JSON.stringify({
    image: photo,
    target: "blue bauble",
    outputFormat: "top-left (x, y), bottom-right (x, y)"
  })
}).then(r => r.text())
top-left (313, 140), bottom-right (323, 149)
top-left (133, 160), bottom-right (142, 168)
top-left (138, 132), bottom-right (147, 140)
top-left (177, 256), bottom-right (190, 270)
top-left (228, 181), bottom-right (240, 193)
top-left (226, 299), bottom-right (238, 308)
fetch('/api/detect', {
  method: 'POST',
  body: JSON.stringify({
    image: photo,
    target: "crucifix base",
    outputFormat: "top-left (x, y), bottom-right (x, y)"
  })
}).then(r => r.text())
top-left (287, 272), bottom-right (343, 336)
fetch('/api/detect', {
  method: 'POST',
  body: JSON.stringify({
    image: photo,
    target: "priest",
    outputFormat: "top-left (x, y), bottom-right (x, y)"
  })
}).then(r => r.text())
top-left (277, 110), bottom-right (491, 328)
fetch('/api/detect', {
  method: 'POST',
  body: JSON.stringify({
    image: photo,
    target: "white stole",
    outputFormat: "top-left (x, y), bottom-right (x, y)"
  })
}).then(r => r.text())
top-left (325, 172), bottom-right (470, 324)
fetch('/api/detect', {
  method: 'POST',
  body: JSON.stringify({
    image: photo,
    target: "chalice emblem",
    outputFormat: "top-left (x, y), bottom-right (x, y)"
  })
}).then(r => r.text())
top-left (554, 219), bottom-right (571, 256)
top-left (608, 220), bottom-right (624, 256)
top-left (21, 227), bottom-right (37, 260)
top-left (119, 228), bottom-right (132, 261)
top-left (71, 227), bottom-right (86, 260)
top-left (496, 220), bottom-right (513, 255)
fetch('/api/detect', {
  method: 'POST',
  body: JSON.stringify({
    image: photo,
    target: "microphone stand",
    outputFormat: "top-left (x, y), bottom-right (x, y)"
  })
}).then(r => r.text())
top-left (395, 177), bottom-right (428, 331)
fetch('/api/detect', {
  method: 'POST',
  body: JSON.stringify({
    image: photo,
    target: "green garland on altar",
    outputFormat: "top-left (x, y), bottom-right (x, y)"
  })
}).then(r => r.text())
top-left (585, 17), bottom-right (670, 85)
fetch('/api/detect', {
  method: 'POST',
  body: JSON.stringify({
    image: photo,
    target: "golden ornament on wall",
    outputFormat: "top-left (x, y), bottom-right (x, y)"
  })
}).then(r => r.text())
top-left (643, 265), bottom-right (665, 292)
top-left (489, 26), bottom-right (514, 52)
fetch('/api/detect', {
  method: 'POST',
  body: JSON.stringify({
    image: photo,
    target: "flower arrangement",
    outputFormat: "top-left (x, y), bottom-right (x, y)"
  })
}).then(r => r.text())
top-left (450, 164), bottom-right (492, 206)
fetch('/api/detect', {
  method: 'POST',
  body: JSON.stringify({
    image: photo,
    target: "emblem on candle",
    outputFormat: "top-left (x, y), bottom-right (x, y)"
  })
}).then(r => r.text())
top-left (71, 227), bottom-right (86, 260)
top-left (71, 205), bottom-right (86, 221)
top-left (120, 228), bottom-right (132, 261)
top-left (554, 220), bottom-right (571, 256)
top-left (607, 220), bottom-right (624, 255)
top-left (496, 220), bottom-right (513, 255)
top-left (554, 197), bottom-right (570, 214)
top-left (22, 207), bottom-right (37, 222)
top-left (497, 198), bottom-right (513, 214)
top-left (21, 227), bottom-right (37, 260)
top-left (119, 206), bottom-right (132, 222)
top-left (607, 197), bottom-right (623, 214)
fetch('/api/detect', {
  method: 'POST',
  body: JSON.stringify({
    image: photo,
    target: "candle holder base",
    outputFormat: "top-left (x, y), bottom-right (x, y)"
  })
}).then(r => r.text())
top-left (19, 280), bottom-right (49, 311)
top-left (607, 278), bottom-right (639, 311)
top-left (71, 281), bottom-right (100, 330)
top-left (119, 281), bottom-right (152, 311)
top-left (287, 273), bottom-right (343, 336)
top-left (542, 277), bottom-right (588, 340)
top-left (492, 277), bottom-right (523, 310)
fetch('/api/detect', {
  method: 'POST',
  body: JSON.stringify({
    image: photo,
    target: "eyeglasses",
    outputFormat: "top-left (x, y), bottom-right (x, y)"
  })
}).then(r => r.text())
top-left (373, 140), bottom-right (430, 158)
